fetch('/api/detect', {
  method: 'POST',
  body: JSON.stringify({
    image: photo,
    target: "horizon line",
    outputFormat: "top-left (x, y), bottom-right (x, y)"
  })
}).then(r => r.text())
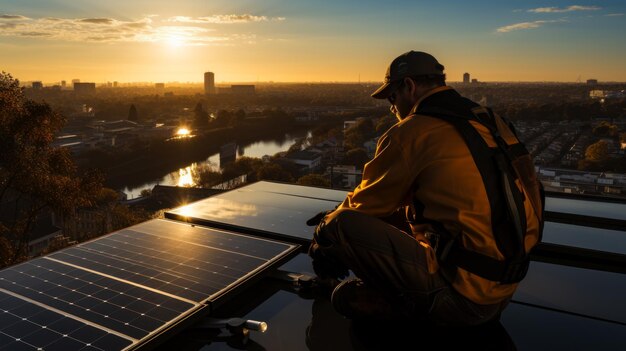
top-left (19, 80), bottom-right (626, 85)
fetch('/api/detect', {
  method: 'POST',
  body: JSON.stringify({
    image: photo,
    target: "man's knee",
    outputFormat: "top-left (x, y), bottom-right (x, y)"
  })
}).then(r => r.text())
top-left (322, 208), bottom-right (370, 235)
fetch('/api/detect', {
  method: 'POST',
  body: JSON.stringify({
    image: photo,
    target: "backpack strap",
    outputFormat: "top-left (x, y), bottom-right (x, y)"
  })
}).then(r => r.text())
top-left (412, 105), bottom-right (531, 283)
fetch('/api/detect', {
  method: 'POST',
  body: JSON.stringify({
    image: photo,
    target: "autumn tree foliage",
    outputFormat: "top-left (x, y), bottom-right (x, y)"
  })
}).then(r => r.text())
top-left (0, 72), bottom-right (101, 267)
top-left (584, 140), bottom-right (610, 162)
top-left (297, 173), bottom-right (330, 187)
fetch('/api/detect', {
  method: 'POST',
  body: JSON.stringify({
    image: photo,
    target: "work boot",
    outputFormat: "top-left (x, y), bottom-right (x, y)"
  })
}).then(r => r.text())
top-left (331, 278), bottom-right (395, 320)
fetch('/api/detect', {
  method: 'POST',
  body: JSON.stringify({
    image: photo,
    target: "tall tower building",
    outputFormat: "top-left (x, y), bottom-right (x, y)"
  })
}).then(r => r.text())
top-left (463, 72), bottom-right (470, 84)
top-left (204, 72), bottom-right (215, 95)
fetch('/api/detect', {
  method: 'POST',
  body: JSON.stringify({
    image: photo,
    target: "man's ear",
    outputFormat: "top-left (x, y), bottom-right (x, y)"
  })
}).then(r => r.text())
top-left (404, 77), bottom-right (415, 94)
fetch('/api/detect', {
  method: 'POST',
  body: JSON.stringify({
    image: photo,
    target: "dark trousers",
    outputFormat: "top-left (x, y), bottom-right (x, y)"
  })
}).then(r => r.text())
top-left (316, 208), bottom-right (507, 326)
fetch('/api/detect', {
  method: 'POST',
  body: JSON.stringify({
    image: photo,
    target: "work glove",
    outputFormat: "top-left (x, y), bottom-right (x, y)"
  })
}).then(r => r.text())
top-left (308, 221), bottom-right (349, 281)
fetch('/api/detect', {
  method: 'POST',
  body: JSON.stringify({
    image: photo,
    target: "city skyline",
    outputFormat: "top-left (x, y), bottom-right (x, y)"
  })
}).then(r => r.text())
top-left (1, 0), bottom-right (625, 83)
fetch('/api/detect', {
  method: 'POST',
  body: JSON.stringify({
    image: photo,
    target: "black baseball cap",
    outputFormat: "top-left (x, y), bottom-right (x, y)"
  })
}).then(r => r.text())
top-left (371, 51), bottom-right (445, 99)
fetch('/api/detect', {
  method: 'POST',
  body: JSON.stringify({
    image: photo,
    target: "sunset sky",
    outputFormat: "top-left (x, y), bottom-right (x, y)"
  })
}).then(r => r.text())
top-left (1, 0), bottom-right (625, 83)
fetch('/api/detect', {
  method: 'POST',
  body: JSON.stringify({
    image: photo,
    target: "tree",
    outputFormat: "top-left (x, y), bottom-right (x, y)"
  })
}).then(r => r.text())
top-left (128, 104), bottom-right (138, 121)
top-left (585, 140), bottom-right (609, 162)
top-left (592, 122), bottom-right (618, 137)
top-left (1, 72), bottom-right (102, 267)
top-left (221, 157), bottom-right (263, 181)
top-left (344, 118), bottom-right (375, 150)
top-left (342, 148), bottom-right (370, 169)
top-left (192, 165), bottom-right (223, 188)
top-left (235, 109), bottom-right (246, 122)
top-left (193, 102), bottom-right (209, 128)
top-left (255, 163), bottom-right (293, 182)
top-left (297, 174), bottom-right (330, 187)
top-left (214, 109), bottom-right (232, 128)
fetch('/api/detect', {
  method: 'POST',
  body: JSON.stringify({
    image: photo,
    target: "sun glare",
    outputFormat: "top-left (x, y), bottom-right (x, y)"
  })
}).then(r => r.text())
top-left (177, 128), bottom-right (190, 136)
top-left (166, 35), bottom-right (186, 47)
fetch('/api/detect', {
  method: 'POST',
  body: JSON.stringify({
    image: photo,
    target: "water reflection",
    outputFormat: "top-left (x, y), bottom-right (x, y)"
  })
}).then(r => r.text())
top-left (123, 131), bottom-right (310, 199)
top-left (176, 166), bottom-right (195, 187)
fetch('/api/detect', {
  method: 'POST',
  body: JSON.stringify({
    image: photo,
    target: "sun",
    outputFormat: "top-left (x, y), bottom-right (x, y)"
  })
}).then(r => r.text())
top-left (166, 34), bottom-right (186, 47)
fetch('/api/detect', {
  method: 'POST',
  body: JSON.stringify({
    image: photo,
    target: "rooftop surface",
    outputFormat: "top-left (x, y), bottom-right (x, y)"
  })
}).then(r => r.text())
top-left (1, 181), bottom-right (625, 350)
top-left (161, 181), bottom-right (626, 351)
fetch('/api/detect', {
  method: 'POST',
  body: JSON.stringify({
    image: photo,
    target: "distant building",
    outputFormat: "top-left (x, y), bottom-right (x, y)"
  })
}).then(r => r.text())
top-left (285, 150), bottom-right (322, 170)
top-left (587, 79), bottom-right (598, 85)
top-left (73, 82), bottom-right (96, 94)
top-left (463, 73), bottom-right (470, 84)
top-left (231, 85), bottom-right (256, 95)
top-left (61, 80), bottom-right (66, 88)
top-left (32, 81), bottom-right (43, 89)
top-left (113, 81), bottom-right (118, 87)
top-left (204, 72), bottom-right (215, 94)
top-left (471, 78), bottom-right (478, 84)
top-left (71, 79), bottom-right (80, 84)
top-left (155, 83), bottom-right (165, 89)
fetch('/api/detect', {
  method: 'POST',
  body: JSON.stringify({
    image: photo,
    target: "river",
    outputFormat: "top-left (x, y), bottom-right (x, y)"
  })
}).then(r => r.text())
top-left (121, 131), bottom-right (311, 199)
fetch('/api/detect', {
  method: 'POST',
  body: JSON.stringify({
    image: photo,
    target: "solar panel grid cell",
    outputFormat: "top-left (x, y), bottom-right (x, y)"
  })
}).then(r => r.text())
top-left (0, 259), bottom-right (196, 340)
top-left (49, 221), bottom-right (295, 303)
top-left (0, 290), bottom-right (133, 351)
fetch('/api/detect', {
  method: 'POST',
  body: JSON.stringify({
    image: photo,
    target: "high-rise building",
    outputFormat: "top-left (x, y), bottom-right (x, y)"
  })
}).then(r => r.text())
top-left (32, 81), bottom-right (43, 89)
top-left (61, 80), bottom-right (66, 88)
top-left (204, 72), bottom-right (215, 95)
top-left (463, 72), bottom-right (470, 84)
top-left (587, 79), bottom-right (598, 85)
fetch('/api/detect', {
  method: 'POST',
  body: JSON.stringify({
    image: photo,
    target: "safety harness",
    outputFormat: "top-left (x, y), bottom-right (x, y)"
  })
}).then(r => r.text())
top-left (411, 103), bottom-right (544, 284)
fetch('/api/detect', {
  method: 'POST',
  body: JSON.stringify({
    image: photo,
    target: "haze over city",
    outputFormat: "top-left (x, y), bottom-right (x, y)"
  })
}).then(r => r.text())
top-left (1, 0), bottom-right (626, 83)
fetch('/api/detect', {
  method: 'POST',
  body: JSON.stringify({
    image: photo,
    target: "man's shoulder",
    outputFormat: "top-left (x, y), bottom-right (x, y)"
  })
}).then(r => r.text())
top-left (398, 113), bottom-right (455, 135)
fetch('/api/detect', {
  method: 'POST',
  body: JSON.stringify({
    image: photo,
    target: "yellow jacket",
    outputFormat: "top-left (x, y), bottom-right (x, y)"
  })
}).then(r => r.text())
top-left (335, 86), bottom-right (541, 305)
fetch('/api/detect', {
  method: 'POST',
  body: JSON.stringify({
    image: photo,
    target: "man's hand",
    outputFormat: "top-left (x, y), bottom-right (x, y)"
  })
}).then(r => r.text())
top-left (308, 221), bottom-right (349, 281)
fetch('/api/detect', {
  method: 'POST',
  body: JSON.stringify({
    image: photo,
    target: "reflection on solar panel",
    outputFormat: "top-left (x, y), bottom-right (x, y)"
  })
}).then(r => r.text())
top-left (166, 181), bottom-right (346, 245)
top-left (0, 219), bottom-right (298, 350)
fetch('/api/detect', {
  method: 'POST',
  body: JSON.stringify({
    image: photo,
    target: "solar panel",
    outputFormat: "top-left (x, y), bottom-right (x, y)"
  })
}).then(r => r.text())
top-left (165, 182), bottom-right (345, 245)
top-left (546, 196), bottom-right (626, 221)
top-left (0, 219), bottom-right (298, 350)
top-left (541, 222), bottom-right (626, 255)
top-left (514, 261), bottom-right (626, 325)
top-left (239, 181), bottom-right (347, 202)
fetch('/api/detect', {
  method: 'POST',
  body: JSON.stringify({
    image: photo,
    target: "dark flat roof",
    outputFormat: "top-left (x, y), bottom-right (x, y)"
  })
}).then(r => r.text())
top-left (157, 181), bottom-right (626, 351)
